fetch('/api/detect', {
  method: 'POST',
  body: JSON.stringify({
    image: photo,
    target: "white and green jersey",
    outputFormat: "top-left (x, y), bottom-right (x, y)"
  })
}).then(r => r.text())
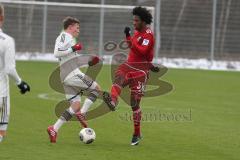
top-left (54, 31), bottom-right (79, 64)
top-left (54, 31), bottom-right (83, 82)
top-left (0, 28), bottom-right (21, 97)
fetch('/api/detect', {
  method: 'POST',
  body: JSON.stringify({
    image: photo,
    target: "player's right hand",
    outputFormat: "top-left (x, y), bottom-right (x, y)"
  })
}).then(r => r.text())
top-left (88, 56), bottom-right (100, 66)
top-left (124, 27), bottom-right (131, 37)
top-left (149, 63), bottom-right (160, 73)
top-left (17, 81), bottom-right (30, 94)
top-left (71, 43), bottom-right (82, 52)
top-left (150, 65), bottom-right (160, 73)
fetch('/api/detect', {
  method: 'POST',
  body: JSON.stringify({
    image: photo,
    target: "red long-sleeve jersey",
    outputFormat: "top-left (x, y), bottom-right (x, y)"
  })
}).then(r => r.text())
top-left (126, 27), bottom-right (155, 64)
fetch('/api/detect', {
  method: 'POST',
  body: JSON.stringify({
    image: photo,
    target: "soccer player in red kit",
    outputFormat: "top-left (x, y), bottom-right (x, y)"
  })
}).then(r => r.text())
top-left (103, 6), bottom-right (159, 145)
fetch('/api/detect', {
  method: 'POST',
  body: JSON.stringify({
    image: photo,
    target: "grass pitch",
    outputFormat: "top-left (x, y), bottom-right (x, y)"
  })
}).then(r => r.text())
top-left (0, 61), bottom-right (239, 160)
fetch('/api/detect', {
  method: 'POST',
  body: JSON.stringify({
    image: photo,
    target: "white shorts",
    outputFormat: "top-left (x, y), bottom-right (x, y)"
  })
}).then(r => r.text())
top-left (0, 96), bottom-right (10, 131)
top-left (63, 71), bottom-right (98, 102)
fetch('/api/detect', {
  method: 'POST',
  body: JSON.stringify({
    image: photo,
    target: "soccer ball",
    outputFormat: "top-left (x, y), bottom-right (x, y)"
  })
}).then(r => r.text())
top-left (79, 128), bottom-right (96, 144)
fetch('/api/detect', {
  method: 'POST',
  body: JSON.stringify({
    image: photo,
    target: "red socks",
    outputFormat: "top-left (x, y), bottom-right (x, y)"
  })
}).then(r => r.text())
top-left (111, 84), bottom-right (142, 136)
top-left (132, 107), bottom-right (142, 136)
top-left (111, 84), bottom-right (121, 103)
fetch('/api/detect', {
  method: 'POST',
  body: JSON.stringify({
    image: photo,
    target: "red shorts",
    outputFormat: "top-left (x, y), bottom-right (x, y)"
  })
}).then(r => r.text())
top-left (114, 62), bottom-right (149, 96)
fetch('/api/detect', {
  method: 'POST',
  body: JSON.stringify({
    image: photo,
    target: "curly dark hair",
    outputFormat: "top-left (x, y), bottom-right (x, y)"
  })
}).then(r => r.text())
top-left (132, 6), bottom-right (153, 24)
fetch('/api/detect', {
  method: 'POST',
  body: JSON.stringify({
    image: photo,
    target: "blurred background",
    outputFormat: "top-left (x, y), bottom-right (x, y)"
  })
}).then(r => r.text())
top-left (1, 0), bottom-right (240, 62)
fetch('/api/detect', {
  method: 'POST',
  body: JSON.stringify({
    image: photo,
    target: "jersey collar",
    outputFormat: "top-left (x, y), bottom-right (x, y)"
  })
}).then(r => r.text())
top-left (135, 26), bottom-right (148, 34)
top-left (0, 28), bottom-right (2, 32)
top-left (140, 26), bottom-right (149, 33)
top-left (63, 31), bottom-right (73, 38)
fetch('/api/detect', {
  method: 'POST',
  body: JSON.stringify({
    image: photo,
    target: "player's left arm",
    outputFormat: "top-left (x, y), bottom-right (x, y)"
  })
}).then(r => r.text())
top-left (5, 38), bottom-right (30, 94)
top-left (4, 38), bottom-right (21, 84)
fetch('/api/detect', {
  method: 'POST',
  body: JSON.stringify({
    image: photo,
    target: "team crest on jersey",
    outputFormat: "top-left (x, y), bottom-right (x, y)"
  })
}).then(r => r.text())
top-left (142, 39), bottom-right (149, 46)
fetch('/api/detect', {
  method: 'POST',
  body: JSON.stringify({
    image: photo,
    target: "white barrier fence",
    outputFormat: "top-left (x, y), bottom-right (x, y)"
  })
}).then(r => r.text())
top-left (16, 53), bottom-right (240, 71)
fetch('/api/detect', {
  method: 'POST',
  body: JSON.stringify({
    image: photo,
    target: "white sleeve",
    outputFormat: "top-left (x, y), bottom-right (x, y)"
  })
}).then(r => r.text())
top-left (54, 34), bottom-right (73, 58)
top-left (54, 43), bottom-right (73, 58)
top-left (5, 38), bottom-right (21, 84)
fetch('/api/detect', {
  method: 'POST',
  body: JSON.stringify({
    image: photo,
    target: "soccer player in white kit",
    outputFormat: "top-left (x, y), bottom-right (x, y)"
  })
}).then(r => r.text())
top-left (47, 17), bottom-right (101, 143)
top-left (0, 4), bottom-right (30, 143)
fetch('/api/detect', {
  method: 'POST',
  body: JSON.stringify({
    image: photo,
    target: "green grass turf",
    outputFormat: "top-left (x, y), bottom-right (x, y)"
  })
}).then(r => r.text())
top-left (0, 61), bottom-right (239, 160)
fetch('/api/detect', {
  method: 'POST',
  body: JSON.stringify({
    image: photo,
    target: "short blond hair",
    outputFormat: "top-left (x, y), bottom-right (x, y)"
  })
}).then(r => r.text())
top-left (0, 4), bottom-right (4, 16)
